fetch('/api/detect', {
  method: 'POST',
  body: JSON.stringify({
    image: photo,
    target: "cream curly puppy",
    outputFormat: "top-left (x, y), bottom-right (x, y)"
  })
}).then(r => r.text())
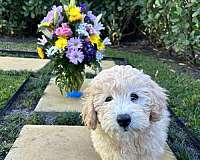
top-left (82, 65), bottom-right (170, 160)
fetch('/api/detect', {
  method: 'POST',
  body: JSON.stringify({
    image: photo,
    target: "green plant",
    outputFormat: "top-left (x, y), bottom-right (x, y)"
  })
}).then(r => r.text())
top-left (54, 112), bottom-right (83, 125)
top-left (0, 114), bottom-right (26, 159)
top-left (90, 0), bottom-right (143, 45)
top-left (27, 113), bottom-right (45, 125)
top-left (0, 0), bottom-right (55, 35)
top-left (140, 0), bottom-right (200, 64)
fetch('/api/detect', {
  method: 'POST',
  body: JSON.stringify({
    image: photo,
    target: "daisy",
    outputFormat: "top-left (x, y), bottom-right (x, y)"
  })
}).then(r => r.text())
top-left (68, 37), bottom-right (82, 50)
top-left (66, 49), bottom-right (84, 65)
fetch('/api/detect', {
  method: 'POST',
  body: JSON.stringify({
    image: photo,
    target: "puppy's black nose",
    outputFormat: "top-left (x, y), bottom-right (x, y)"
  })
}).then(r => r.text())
top-left (117, 114), bottom-right (131, 128)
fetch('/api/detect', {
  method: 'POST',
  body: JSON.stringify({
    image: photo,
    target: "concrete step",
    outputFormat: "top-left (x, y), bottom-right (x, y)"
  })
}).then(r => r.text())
top-left (5, 125), bottom-right (176, 160)
top-left (0, 56), bottom-right (50, 72)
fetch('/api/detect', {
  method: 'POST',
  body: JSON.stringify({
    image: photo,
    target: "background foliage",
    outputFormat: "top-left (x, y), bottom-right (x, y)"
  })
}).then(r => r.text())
top-left (0, 0), bottom-right (54, 35)
top-left (90, 0), bottom-right (142, 45)
top-left (140, 0), bottom-right (200, 64)
top-left (0, 0), bottom-right (199, 63)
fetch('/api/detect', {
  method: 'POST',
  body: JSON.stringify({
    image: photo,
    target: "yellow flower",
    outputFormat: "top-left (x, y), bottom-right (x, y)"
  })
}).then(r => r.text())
top-left (90, 34), bottom-right (100, 45)
top-left (97, 41), bottom-right (105, 51)
top-left (66, 6), bottom-right (82, 22)
top-left (90, 34), bottom-right (105, 50)
top-left (37, 47), bottom-right (45, 59)
top-left (55, 37), bottom-right (68, 49)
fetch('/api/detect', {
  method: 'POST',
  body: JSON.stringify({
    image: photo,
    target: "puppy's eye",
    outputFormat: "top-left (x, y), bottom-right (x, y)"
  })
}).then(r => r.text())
top-left (105, 96), bottom-right (113, 102)
top-left (130, 93), bottom-right (139, 102)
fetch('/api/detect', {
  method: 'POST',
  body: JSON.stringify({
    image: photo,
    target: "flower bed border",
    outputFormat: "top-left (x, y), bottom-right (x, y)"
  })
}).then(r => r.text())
top-left (0, 49), bottom-right (37, 58)
top-left (168, 107), bottom-right (200, 151)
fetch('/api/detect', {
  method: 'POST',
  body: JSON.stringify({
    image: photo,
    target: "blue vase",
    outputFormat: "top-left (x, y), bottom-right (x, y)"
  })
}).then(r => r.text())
top-left (65, 90), bottom-right (83, 98)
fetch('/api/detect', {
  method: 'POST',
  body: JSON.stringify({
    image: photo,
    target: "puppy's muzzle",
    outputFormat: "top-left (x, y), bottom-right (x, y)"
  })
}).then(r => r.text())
top-left (117, 114), bottom-right (131, 130)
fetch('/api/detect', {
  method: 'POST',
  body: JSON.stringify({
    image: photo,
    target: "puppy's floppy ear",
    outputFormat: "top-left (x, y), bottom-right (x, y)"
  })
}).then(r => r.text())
top-left (149, 83), bottom-right (168, 122)
top-left (81, 88), bottom-right (97, 130)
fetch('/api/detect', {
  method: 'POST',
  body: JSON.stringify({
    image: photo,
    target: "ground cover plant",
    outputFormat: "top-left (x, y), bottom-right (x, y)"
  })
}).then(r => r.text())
top-left (107, 49), bottom-right (200, 137)
top-left (0, 71), bottom-right (29, 109)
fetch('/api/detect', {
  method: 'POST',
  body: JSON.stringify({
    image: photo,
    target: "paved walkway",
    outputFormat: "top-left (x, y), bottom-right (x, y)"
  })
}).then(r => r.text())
top-left (5, 125), bottom-right (176, 160)
top-left (4, 59), bottom-right (177, 160)
top-left (0, 56), bottom-right (50, 72)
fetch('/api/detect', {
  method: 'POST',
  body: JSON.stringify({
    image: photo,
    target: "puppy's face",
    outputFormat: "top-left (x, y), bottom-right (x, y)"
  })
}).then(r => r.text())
top-left (82, 65), bottom-right (167, 138)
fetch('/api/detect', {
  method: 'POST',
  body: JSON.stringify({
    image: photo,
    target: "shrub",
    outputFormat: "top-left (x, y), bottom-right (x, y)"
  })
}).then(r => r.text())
top-left (90, 0), bottom-right (142, 45)
top-left (0, 0), bottom-right (142, 43)
top-left (0, 0), bottom-right (54, 35)
top-left (140, 0), bottom-right (200, 64)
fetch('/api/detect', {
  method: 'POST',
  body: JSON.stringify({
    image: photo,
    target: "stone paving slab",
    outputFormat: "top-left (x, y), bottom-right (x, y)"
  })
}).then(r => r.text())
top-left (34, 78), bottom-right (90, 112)
top-left (5, 125), bottom-right (176, 160)
top-left (4, 125), bottom-right (101, 160)
top-left (0, 56), bottom-right (50, 72)
top-left (35, 60), bottom-right (116, 113)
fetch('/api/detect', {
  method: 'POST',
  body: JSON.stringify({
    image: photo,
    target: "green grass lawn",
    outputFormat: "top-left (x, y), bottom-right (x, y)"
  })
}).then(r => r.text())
top-left (106, 49), bottom-right (200, 137)
top-left (0, 71), bottom-right (29, 109)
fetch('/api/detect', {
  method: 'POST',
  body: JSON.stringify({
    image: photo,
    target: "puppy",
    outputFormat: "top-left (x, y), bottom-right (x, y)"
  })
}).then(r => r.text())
top-left (82, 65), bottom-right (170, 160)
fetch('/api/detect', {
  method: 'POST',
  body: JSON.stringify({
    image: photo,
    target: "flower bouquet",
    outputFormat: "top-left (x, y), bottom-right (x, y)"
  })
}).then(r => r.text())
top-left (37, 0), bottom-right (110, 97)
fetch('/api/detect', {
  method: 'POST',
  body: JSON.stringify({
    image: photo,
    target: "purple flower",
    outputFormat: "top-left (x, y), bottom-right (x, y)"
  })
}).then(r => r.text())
top-left (84, 15), bottom-right (91, 23)
top-left (82, 41), bottom-right (97, 63)
top-left (86, 24), bottom-right (96, 35)
top-left (66, 49), bottom-right (84, 65)
top-left (87, 11), bottom-right (96, 21)
top-left (41, 11), bottom-right (54, 23)
top-left (68, 37), bottom-right (82, 50)
top-left (80, 3), bottom-right (87, 12)
top-left (41, 5), bottom-right (63, 25)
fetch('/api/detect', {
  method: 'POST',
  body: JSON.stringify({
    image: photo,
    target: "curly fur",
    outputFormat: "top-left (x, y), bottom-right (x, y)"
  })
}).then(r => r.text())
top-left (82, 65), bottom-right (170, 160)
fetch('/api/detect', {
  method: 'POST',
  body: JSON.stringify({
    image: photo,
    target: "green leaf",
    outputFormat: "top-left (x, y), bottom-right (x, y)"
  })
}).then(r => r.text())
top-left (192, 10), bottom-right (200, 17)
top-left (60, 0), bottom-right (70, 6)
top-left (31, 12), bottom-right (35, 18)
top-left (69, 0), bottom-right (76, 8)
top-left (38, 22), bottom-right (50, 28)
top-left (54, 11), bottom-right (58, 25)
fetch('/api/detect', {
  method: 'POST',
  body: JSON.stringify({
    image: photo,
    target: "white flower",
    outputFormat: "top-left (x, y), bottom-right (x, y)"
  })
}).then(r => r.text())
top-left (37, 35), bottom-right (48, 46)
top-left (93, 14), bottom-right (105, 34)
top-left (93, 21), bottom-right (104, 34)
top-left (46, 46), bottom-right (58, 57)
top-left (103, 37), bottom-right (111, 45)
